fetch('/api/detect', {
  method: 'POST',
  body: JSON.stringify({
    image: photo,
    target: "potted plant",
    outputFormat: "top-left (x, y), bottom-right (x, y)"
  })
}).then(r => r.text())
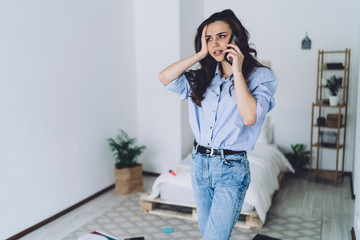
top-left (326, 75), bottom-right (342, 106)
top-left (108, 129), bottom-right (146, 194)
top-left (285, 144), bottom-right (310, 176)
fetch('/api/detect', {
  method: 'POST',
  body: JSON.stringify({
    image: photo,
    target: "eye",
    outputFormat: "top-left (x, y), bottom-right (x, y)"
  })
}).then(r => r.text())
top-left (206, 37), bottom-right (212, 41)
top-left (219, 35), bottom-right (226, 39)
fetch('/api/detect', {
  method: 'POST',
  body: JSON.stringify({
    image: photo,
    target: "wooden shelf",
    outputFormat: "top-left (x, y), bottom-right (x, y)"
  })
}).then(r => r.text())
top-left (309, 170), bottom-right (344, 180)
top-left (313, 124), bottom-right (345, 129)
top-left (317, 85), bottom-right (346, 89)
top-left (313, 103), bottom-right (346, 108)
top-left (312, 143), bottom-right (344, 149)
top-left (322, 63), bottom-right (345, 70)
top-left (322, 67), bottom-right (345, 71)
top-left (309, 49), bottom-right (351, 187)
top-left (321, 66), bottom-right (349, 71)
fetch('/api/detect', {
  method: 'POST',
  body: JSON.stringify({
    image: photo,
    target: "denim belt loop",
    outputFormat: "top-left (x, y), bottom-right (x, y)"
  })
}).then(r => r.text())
top-left (220, 149), bottom-right (225, 159)
top-left (195, 143), bottom-right (199, 152)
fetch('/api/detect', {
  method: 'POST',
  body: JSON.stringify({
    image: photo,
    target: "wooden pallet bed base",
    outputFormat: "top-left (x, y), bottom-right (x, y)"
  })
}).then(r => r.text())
top-left (140, 195), bottom-right (263, 230)
top-left (140, 171), bottom-right (285, 230)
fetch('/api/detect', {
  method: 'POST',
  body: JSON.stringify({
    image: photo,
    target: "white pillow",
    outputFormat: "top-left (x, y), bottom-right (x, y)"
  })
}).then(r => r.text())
top-left (257, 115), bottom-right (274, 144)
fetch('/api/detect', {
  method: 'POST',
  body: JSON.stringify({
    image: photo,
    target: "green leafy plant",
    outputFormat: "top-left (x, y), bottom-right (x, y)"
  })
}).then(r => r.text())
top-left (285, 144), bottom-right (310, 175)
top-left (108, 130), bottom-right (146, 169)
top-left (326, 75), bottom-right (342, 96)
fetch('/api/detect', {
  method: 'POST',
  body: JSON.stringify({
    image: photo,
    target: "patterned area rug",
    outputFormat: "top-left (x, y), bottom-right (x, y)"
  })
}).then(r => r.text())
top-left (63, 193), bottom-right (321, 240)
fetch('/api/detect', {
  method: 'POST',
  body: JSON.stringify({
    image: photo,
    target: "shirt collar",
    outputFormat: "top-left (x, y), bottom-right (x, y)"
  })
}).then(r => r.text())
top-left (215, 63), bottom-right (233, 81)
top-left (215, 64), bottom-right (221, 76)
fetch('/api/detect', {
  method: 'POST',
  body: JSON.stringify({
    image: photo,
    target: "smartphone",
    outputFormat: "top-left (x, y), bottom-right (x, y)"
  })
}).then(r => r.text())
top-left (225, 34), bottom-right (239, 65)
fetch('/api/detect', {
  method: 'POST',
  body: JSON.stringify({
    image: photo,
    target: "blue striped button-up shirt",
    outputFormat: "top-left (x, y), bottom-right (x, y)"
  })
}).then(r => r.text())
top-left (165, 65), bottom-right (277, 151)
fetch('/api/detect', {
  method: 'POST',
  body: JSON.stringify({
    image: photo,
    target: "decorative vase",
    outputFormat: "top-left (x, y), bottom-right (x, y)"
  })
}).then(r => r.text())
top-left (317, 117), bottom-right (326, 126)
top-left (114, 164), bottom-right (143, 195)
top-left (329, 96), bottom-right (339, 106)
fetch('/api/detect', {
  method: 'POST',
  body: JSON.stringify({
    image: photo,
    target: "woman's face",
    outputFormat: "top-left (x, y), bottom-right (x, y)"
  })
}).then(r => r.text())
top-left (205, 20), bottom-right (233, 62)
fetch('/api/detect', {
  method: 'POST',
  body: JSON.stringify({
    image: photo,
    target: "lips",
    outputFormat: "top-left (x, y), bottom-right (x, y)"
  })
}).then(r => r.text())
top-left (213, 50), bottom-right (224, 56)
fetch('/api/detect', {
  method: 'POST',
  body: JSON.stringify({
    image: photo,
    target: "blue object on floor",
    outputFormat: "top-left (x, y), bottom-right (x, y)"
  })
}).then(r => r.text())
top-left (163, 227), bottom-right (173, 233)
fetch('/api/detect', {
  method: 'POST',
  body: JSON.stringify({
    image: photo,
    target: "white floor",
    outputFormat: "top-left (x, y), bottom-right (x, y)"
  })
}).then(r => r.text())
top-left (19, 173), bottom-right (354, 240)
top-left (19, 176), bottom-right (156, 240)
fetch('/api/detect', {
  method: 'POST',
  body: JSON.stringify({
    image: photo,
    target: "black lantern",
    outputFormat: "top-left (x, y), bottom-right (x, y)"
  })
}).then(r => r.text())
top-left (301, 32), bottom-right (311, 50)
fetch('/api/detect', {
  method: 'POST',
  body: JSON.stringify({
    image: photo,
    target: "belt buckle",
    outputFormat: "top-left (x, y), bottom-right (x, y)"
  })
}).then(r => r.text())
top-left (204, 147), bottom-right (215, 155)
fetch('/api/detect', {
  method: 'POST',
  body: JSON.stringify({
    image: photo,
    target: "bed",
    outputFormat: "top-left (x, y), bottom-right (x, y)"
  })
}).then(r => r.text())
top-left (142, 116), bottom-right (294, 229)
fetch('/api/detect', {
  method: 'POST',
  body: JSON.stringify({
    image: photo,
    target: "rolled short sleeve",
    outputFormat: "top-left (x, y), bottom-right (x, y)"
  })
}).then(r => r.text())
top-left (248, 68), bottom-right (277, 122)
top-left (164, 73), bottom-right (190, 101)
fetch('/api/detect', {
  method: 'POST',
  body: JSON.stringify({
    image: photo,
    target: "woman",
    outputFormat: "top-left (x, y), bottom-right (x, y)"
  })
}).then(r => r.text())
top-left (158, 9), bottom-right (277, 240)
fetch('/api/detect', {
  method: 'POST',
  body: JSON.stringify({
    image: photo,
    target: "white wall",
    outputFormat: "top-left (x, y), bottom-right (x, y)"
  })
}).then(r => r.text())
top-left (134, 0), bottom-right (183, 173)
top-left (354, 80), bottom-right (360, 240)
top-left (204, 0), bottom-right (360, 172)
top-left (134, 0), bottom-right (205, 172)
top-left (353, 28), bottom-right (360, 240)
top-left (179, 0), bottom-right (204, 158)
top-left (0, 1), bottom-right (137, 239)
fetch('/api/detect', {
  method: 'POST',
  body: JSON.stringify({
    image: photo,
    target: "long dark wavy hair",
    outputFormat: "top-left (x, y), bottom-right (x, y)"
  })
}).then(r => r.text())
top-left (185, 9), bottom-right (267, 107)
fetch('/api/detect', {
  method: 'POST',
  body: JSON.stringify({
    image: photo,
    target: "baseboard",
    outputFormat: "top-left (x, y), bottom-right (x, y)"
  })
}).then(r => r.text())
top-left (346, 172), bottom-right (356, 200)
top-left (143, 171), bottom-right (160, 177)
top-left (351, 227), bottom-right (356, 240)
top-left (7, 171), bottom-right (159, 240)
top-left (305, 169), bottom-right (355, 199)
top-left (7, 184), bottom-right (115, 240)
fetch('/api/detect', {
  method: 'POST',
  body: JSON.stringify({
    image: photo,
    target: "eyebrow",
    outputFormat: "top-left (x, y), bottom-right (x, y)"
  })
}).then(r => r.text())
top-left (205, 31), bottom-right (229, 37)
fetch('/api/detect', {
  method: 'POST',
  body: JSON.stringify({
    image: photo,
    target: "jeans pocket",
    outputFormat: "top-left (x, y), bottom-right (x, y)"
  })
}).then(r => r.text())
top-left (220, 158), bottom-right (249, 187)
top-left (222, 158), bottom-right (243, 167)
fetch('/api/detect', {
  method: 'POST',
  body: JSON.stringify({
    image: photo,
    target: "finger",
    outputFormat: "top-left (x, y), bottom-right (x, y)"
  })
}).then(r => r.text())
top-left (201, 25), bottom-right (208, 52)
top-left (227, 43), bottom-right (243, 54)
top-left (226, 51), bottom-right (243, 64)
top-left (201, 26), bottom-right (208, 44)
top-left (227, 43), bottom-right (239, 52)
top-left (227, 46), bottom-right (244, 60)
top-left (224, 48), bottom-right (240, 56)
top-left (202, 25), bottom-right (208, 38)
top-left (226, 52), bottom-right (237, 62)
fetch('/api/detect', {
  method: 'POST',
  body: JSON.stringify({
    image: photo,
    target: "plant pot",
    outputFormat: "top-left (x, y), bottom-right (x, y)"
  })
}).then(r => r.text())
top-left (329, 95), bottom-right (339, 106)
top-left (114, 163), bottom-right (143, 195)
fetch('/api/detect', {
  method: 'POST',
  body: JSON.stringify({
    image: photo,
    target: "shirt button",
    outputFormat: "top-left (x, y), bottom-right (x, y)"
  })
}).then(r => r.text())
top-left (207, 143), bottom-right (210, 146)
top-left (210, 126), bottom-right (212, 129)
top-left (216, 94), bottom-right (219, 97)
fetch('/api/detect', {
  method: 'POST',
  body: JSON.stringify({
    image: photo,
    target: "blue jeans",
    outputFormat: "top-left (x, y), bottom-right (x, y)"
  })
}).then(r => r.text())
top-left (191, 150), bottom-right (250, 240)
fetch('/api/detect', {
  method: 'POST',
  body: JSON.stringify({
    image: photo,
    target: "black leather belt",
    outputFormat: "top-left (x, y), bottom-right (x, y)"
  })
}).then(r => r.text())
top-left (193, 141), bottom-right (246, 156)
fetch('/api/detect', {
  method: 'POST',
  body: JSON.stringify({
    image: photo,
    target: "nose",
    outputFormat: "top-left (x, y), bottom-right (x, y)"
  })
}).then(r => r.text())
top-left (212, 39), bottom-right (220, 47)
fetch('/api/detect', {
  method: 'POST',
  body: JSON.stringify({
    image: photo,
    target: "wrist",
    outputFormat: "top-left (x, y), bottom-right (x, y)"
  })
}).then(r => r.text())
top-left (233, 70), bottom-right (243, 78)
top-left (197, 51), bottom-right (208, 60)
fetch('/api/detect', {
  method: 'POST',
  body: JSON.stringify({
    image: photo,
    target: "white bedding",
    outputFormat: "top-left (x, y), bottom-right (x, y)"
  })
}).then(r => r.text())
top-left (146, 143), bottom-right (294, 224)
